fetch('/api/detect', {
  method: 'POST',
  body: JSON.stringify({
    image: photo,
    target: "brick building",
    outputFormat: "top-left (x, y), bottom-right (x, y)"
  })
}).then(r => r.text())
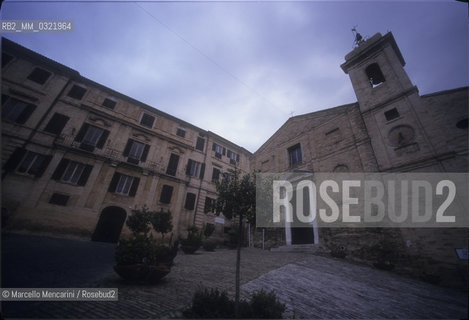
top-left (1, 37), bottom-right (251, 242)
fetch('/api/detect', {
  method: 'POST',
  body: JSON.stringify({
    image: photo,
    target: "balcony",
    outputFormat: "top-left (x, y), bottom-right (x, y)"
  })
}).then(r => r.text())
top-left (54, 134), bottom-right (160, 173)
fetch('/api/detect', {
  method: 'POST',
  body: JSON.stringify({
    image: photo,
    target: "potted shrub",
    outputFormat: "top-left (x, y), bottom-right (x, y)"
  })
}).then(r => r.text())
top-left (180, 225), bottom-right (202, 254)
top-left (114, 205), bottom-right (177, 283)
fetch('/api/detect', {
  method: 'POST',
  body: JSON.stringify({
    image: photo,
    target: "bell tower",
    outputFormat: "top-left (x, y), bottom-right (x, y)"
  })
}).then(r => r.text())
top-left (341, 32), bottom-right (416, 113)
top-left (341, 32), bottom-right (439, 171)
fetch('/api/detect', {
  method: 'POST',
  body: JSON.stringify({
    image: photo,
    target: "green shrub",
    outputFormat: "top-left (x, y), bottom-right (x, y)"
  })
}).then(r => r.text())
top-left (203, 223), bottom-right (215, 239)
top-left (184, 288), bottom-right (285, 319)
top-left (249, 289), bottom-right (285, 319)
top-left (183, 288), bottom-right (234, 319)
top-left (202, 240), bottom-right (217, 252)
top-left (126, 205), bottom-right (152, 235)
top-left (180, 225), bottom-right (203, 248)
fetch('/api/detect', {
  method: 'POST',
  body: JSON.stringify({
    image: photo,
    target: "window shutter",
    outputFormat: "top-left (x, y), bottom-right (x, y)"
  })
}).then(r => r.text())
top-left (51, 158), bottom-right (70, 180)
top-left (74, 123), bottom-right (89, 142)
top-left (96, 129), bottom-right (109, 149)
top-left (77, 165), bottom-right (93, 186)
top-left (184, 193), bottom-right (196, 210)
top-left (222, 147), bottom-right (226, 156)
top-left (129, 177), bottom-right (140, 197)
top-left (196, 137), bottom-right (205, 151)
top-left (108, 172), bottom-right (120, 192)
top-left (123, 139), bottom-right (132, 157)
top-left (166, 154), bottom-right (179, 176)
top-left (15, 103), bottom-right (36, 125)
top-left (200, 163), bottom-right (205, 179)
top-left (186, 159), bottom-right (193, 176)
top-left (3, 148), bottom-right (26, 172)
top-left (35, 155), bottom-right (52, 178)
top-left (212, 143), bottom-right (216, 151)
top-left (236, 154), bottom-right (240, 162)
top-left (160, 185), bottom-right (174, 204)
top-left (44, 113), bottom-right (69, 135)
top-left (141, 144), bottom-right (150, 162)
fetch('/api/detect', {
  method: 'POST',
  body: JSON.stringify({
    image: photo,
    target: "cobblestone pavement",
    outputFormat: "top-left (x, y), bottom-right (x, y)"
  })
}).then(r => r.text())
top-left (3, 248), bottom-right (468, 319)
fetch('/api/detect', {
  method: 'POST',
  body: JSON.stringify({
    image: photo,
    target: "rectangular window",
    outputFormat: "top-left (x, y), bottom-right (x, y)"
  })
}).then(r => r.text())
top-left (212, 167), bottom-right (220, 183)
top-left (176, 127), bottom-right (186, 138)
top-left (108, 172), bottom-right (140, 197)
top-left (204, 197), bottom-right (215, 213)
top-left (288, 144), bottom-right (302, 167)
top-left (140, 113), bottom-right (155, 128)
top-left (49, 193), bottom-right (70, 206)
top-left (196, 136), bottom-right (205, 151)
top-left (384, 108), bottom-right (400, 121)
top-left (27, 67), bottom-right (51, 85)
top-left (51, 159), bottom-right (93, 186)
top-left (15, 150), bottom-right (52, 177)
top-left (74, 123), bottom-right (109, 152)
top-left (186, 159), bottom-right (205, 179)
top-left (67, 84), bottom-right (86, 100)
top-left (102, 97), bottom-right (116, 110)
top-left (160, 185), bottom-right (174, 204)
top-left (212, 143), bottom-right (225, 159)
top-left (227, 150), bottom-right (239, 165)
top-left (2, 96), bottom-right (36, 124)
top-left (184, 192), bottom-right (196, 210)
top-left (123, 139), bottom-right (149, 164)
top-left (43, 113), bottom-right (69, 135)
top-left (166, 153), bottom-right (179, 176)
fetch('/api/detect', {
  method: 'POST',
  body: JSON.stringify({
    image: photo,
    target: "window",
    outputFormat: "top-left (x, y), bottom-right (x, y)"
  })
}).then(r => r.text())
top-left (2, 52), bottom-right (13, 68)
top-left (49, 193), bottom-right (70, 206)
top-left (3, 148), bottom-right (52, 177)
top-left (227, 150), bottom-right (239, 165)
top-left (184, 192), bottom-right (196, 210)
top-left (186, 159), bottom-right (205, 179)
top-left (102, 97), bottom-right (116, 110)
top-left (43, 113), bottom-right (69, 135)
top-left (123, 139), bottom-right (150, 164)
top-left (365, 63), bottom-right (385, 88)
top-left (27, 67), bottom-right (51, 85)
top-left (196, 136), bottom-right (205, 151)
top-left (67, 84), bottom-right (86, 100)
top-left (212, 143), bottom-right (225, 159)
top-left (140, 113), bottom-right (155, 128)
top-left (384, 108), bottom-right (400, 121)
top-left (2, 96), bottom-right (36, 124)
top-left (108, 172), bottom-right (140, 197)
top-left (176, 127), bottom-right (186, 138)
top-left (166, 153), bottom-right (180, 176)
top-left (288, 144), bottom-right (302, 167)
top-left (160, 185), bottom-right (174, 204)
top-left (51, 159), bottom-right (92, 186)
top-left (204, 197), bottom-right (216, 213)
top-left (212, 167), bottom-right (220, 183)
top-left (74, 123), bottom-right (109, 152)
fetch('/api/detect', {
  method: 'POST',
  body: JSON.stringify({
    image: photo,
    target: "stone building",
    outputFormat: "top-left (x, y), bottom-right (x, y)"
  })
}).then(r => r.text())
top-left (1, 37), bottom-right (251, 242)
top-left (251, 32), bottom-right (468, 287)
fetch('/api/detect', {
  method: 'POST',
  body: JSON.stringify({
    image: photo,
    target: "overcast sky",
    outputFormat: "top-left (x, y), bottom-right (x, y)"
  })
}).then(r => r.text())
top-left (2, 1), bottom-right (468, 153)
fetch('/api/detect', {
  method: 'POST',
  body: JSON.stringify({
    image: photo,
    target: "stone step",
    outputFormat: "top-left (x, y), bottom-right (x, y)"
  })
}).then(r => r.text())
top-left (270, 244), bottom-right (324, 253)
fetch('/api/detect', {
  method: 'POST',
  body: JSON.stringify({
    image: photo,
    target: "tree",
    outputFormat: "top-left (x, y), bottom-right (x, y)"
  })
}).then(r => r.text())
top-left (215, 168), bottom-right (256, 317)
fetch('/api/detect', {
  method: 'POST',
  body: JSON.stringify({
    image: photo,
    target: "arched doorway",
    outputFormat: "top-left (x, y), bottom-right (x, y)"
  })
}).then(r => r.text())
top-left (91, 206), bottom-right (127, 243)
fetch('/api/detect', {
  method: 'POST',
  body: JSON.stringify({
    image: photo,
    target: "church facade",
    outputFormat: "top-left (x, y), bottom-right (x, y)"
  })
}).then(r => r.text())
top-left (251, 32), bottom-right (468, 287)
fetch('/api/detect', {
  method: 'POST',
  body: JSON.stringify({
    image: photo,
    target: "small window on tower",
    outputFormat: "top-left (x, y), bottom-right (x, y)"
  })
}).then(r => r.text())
top-left (384, 108), bottom-right (400, 121)
top-left (365, 63), bottom-right (385, 88)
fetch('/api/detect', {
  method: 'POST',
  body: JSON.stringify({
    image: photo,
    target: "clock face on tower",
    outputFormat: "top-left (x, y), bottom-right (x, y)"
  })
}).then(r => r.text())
top-left (387, 125), bottom-right (415, 147)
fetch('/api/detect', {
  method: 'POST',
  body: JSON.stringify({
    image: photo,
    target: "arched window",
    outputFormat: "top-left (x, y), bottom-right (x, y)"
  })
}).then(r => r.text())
top-left (365, 63), bottom-right (385, 88)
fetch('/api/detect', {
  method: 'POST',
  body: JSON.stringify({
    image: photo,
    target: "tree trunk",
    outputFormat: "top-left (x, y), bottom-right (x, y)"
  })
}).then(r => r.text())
top-left (234, 214), bottom-right (243, 318)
